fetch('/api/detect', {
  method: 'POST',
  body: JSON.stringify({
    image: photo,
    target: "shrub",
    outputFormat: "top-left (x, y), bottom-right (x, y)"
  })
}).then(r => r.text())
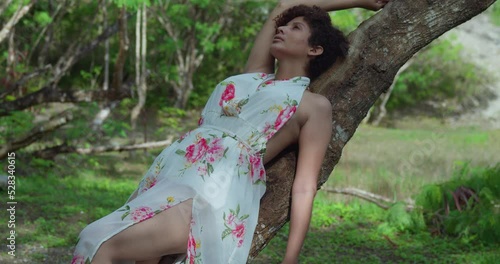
top-left (415, 164), bottom-right (500, 244)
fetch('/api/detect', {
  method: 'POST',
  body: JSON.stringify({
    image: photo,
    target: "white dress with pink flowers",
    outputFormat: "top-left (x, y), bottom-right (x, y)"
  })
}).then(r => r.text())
top-left (72, 72), bottom-right (309, 264)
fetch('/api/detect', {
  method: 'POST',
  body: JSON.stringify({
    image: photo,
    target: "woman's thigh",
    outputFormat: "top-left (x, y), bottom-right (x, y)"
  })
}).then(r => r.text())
top-left (94, 199), bottom-right (193, 262)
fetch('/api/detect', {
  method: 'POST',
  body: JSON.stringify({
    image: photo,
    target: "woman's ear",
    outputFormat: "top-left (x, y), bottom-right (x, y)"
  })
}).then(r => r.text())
top-left (308, 45), bottom-right (324, 57)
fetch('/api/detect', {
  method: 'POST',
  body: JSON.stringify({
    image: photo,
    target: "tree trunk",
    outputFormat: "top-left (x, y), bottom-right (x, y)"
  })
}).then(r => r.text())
top-left (131, 3), bottom-right (147, 131)
top-left (249, 0), bottom-right (497, 258)
top-left (110, 7), bottom-right (129, 98)
top-left (92, 0), bottom-right (114, 131)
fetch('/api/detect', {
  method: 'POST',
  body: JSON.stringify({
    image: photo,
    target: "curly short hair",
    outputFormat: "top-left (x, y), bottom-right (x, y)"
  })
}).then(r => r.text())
top-left (274, 5), bottom-right (349, 81)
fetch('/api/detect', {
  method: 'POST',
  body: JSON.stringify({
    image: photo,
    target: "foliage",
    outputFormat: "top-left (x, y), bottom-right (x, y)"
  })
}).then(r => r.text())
top-left (415, 164), bottom-right (500, 244)
top-left (330, 9), bottom-right (375, 34)
top-left (387, 36), bottom-right (493, 112)
top-left (489, 1), bottom-right (500, 26)
top-left (0, 110), bottom-right (35, 145)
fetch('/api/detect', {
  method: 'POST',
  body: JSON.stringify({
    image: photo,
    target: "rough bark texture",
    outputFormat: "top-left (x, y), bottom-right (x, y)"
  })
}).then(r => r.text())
top-left (249, 0), bottom-right (497, 258)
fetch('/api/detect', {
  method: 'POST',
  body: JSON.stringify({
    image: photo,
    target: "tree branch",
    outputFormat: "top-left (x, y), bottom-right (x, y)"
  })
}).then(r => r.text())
top-left (322, 187), bottom-right (415, 211)
top-left (0, 110), bottom-right (73, 159)
top-left (0, 0), bottom-right (36, 45)
top-left (33, 137), bottom-right (174, 159)
top-left (0, 81), bottom-right (133, 116)
top-left (0, 65), bottom-right (52, 99)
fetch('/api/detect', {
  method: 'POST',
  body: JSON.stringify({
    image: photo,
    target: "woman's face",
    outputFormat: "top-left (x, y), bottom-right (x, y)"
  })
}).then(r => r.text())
top-left (270, 16), bottom-right (321, 61)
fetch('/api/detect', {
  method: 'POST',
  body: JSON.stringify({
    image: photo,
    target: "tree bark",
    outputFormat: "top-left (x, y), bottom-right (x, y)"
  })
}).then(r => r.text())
top-left (249, 0), bottom-right (497, 258)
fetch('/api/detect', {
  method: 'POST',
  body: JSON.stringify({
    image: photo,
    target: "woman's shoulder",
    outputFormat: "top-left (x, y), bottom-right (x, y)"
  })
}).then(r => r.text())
top-left (299, 91), bottom-right (332, 118)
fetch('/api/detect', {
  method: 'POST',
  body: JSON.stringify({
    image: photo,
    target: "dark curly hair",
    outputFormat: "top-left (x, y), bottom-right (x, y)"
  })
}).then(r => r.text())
top-left (274, 5), bottom-right (349, 81)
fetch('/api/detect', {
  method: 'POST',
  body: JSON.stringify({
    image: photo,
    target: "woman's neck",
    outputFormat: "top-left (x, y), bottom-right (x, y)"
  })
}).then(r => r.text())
top-left (274, 58), bottom-right (308, 80)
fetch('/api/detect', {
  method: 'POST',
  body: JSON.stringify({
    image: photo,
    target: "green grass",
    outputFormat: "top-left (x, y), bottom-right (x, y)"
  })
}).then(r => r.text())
top-left (327, 119), bottom-right (500, 201)
top-left (0, 119), bottom-right (498, 263)
top-left (252, 193), bottom-right (500, 263)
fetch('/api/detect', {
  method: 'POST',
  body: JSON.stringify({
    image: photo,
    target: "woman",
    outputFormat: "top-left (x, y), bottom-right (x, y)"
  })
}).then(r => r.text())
top-left (72, 0), bottom-right (389, 263)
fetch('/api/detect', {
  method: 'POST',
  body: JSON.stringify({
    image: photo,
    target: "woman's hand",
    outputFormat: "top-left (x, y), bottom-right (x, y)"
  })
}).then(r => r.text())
top-left (355, 0), bottom-right (390, 11)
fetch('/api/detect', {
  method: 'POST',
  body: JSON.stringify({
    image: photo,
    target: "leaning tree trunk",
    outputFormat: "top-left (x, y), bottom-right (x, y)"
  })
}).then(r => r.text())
top-left (250, 0), bottom-right (497, 258)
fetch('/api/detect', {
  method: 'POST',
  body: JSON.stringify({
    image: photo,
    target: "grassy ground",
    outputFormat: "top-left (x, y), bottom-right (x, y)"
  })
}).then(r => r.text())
top-left (0, 118), bottom-right (499, 263)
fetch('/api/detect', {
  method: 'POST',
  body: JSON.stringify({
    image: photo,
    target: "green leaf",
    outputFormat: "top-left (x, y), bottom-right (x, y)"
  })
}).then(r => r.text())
top-left (5, 95), bottom-right (16, 101)
top-left (121, 212), bottom-right (129, 220)
top-left (221, 228), bottom-right (232, 240)
top-left (240, 214), bottom-right (249, 221)
top-left (34, 11), bottom-right (52, 26)
top-left (175, 149), bottom-right (186, 155)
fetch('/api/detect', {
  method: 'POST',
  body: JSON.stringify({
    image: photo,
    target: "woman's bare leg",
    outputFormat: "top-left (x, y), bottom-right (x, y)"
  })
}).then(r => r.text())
top-left (91, 199), bottom-right (193, 263)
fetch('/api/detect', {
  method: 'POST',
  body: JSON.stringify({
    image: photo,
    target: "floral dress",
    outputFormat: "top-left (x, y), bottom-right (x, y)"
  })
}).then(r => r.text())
top-left (72, 72), bottom-right (310, 264)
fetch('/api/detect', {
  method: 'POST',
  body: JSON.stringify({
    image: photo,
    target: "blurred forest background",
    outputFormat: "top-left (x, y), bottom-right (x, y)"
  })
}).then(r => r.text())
top-left (0, 0), bottom-right (499, 263)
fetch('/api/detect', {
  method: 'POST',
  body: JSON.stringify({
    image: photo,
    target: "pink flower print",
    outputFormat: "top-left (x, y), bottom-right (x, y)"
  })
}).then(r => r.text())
top-left (178, 131), bottom-right (191, 142)
top-left (275, 105), bottom-right (297, 131)
top-left (219, 83), bottom-right (235, 106)
top-left (259, 80), bottom-right (274, 89)
top-left (188, 233), bottom-right (196, 264)
top-left (232, 222), bottom-right (245, 240)
top-left (259, 73), bottom-right (267, 79)
top-left (198, 116), bottom-right (204, 126)
top-left (226, 213), bottom-right (235, 225)
top-left (237, 153), bottom-right (245, 166)
top-left (237, 239), bottom-right (244, 248)
top-left (187, 230), bottom-right (200, 264)
top-left (140, 176), bottom-right (157, 193)
top-left (197, 165), bottom-right (207, 176)
top-left (259, 168), bottom-right (265, 181)
top-left (207, 137), bottom-right (225, 163)
top-left (185, 138), bottom-right (209, 163)
top-left (261, 122), bottom-right (274, 139)
top-left (71, 254), bottom-right (85, 264)
top-left (130, 206), bottom-right (155, 223)
top-left (160, 204), bottom-right (172, 210)
top-left (249, 154), bottom-right (262, 180)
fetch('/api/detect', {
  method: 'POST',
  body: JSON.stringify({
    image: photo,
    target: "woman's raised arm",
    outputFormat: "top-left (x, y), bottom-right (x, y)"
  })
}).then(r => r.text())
top-left (243, 0), bottom-right (388, 74)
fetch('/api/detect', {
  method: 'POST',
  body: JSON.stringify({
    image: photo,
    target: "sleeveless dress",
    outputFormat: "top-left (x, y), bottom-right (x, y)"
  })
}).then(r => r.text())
top-left (72, 72), bottom-right (310, 264)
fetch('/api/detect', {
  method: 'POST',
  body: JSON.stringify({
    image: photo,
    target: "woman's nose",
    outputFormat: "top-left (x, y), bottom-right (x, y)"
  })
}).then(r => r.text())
top-left (276, 26), bottom-right (285, 34)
